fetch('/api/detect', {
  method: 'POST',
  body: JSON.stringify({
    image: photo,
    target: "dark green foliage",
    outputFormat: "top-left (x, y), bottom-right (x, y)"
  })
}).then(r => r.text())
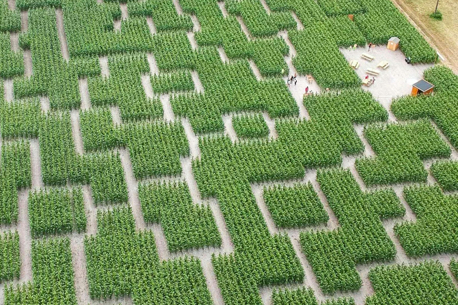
top-left (356, 120), bottom-right (451, 186)
top-left (0, 232), bottom-right (20, 283)
top-left (395, 185), bottom-right (458, 257)
top-left (367, 261), bottom-right (458, 305)
top-left (5, 238), bottom-right (77, 305)
top-left (29, 187), bottom-right (86, 237)
top-left (139, 181), bottom-right (221, 252)
top-left (431, 160), bottom-right (458, 191)
top-left (233, 113), bottom-right (269, 139)
top-left (273, 288), bottom-right (355, 305)
top-left (300, 169), bottom-right (404, 294)
top-left (150, 71), bottom-right (195, 94)
top-left (264, 183), bottom-right (328, 228)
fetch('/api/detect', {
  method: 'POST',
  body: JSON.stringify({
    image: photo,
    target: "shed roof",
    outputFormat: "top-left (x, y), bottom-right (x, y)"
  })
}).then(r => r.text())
top-left (389, 37), bottom-right (400, 43)
top-left (413, 79), bottom-right (434, 92)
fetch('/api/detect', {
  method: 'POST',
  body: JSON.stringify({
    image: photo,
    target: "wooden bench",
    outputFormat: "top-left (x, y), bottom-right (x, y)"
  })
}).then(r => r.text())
top-left (366, 68), bottom-right (379, 76)
top-left (361, 53), bottom-right (374, 61)
top-left (307, 75), bottom-right (314, 84)
top-left (350, 60), bottom-right (360, 70)
top-left (377, 61), bottom-right (389, 69)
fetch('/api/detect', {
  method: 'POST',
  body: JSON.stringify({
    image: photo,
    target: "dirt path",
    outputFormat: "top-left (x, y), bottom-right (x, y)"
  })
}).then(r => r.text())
top-left (3, 80), bottom-right (13, 102)
top-left (70, 236), bottom-right (91, 305)
top-left (391, 0), bottom-right (458, 73)
top-left (79, 79), bottom-right (91, 110)
top-left (70, 110), bottom-right (84, 155)
top-left (56, 9), bottom-right (69, 62)
top-left (119, 149), bottom-right (146, 231)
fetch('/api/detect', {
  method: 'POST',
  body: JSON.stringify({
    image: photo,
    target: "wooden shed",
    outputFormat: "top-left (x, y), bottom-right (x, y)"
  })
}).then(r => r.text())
top-left (387, 37), bottom-right (400, 51)
top-left (411, 79), bottom-right (434, 96)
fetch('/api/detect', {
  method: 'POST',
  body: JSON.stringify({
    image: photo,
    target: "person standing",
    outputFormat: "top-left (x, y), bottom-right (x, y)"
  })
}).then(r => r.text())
top-left (368, 43), bottom-right (372, 51)
top-left (305, 86), bottom-right (309, 94)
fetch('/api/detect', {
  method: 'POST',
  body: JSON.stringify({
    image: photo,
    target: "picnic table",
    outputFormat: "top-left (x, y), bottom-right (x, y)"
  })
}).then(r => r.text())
top-left (377, 61), bottom-right (389, 69)
top-left (366, 68), bottom-right (379, 76)
top-left (361, 53), bottom-right (374, 61)
top-left (350, 60), bottom-right (360, 70)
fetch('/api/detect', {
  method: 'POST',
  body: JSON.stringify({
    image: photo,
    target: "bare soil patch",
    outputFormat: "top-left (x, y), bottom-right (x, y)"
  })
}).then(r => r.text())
top-left (392, 0), bottom-right (458, 73)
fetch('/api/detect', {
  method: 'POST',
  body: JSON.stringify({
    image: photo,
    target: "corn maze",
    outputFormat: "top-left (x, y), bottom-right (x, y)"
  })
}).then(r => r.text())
top-left (0, 0), bottom-right (457, 304)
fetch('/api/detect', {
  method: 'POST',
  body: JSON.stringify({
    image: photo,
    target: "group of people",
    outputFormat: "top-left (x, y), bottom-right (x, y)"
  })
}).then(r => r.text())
top-left (365, 75), bottom-right (376, 83)
top-left (348, 43), bottom-right (375, 51)
top-left (287, 74), bottom-right (298, 86)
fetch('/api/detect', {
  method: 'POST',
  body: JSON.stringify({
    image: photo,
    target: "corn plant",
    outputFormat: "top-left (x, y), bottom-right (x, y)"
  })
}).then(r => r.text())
top-left (356, 120), bottom-right (451, 186)
top-left (4, 238), bottom-right (77, 305)
top-left (86, 151), bottom-right (128, 205)
top-left (226, 0), bottom-right (295, 37)
top-left (39, 113), bottom-right (78, 185)
top-left (395, 185), bottom-right (458, 257)
top-left (251, 38), bottom-right (290, 77)
top-left (85, 206), bottom-right (159, 300)
top-left (133, 257), bottom-right (213, 305)
top-left (367, 261), bottom-right (458, 304)
top-left (273, 288), bottom-right (355, 305)
top-left (121, 121), bottom-right (189, 179)
top-left (150, 71), bottom-right (195, 94)
top-left (300, 169), bottom-right (404, 294)
top-left (264, 183), bottom-right (328, 228)
top-left (0, 33), bottom-right (23, 78)
top-left (13, 8), bottom-right (80, 110)
top-left (139, 181), bottom-right (221, 252)
top-left (88, 54), bottom-right (163, 122)
top-left (317, 0), bottom-right (365, 16)
top-left (29, 187), bottom-right (86, 238)
top-left (290, 26), bottom-right (361, 89)
top-left (0, 172), bottom-right (18, 225)
top-left (0, 232), bottom-right (20, 283)
top-left (128, 0), bottom-right (193, 32)
top-left (0, 99), bottom-right (41, 139)
top-left (80, 107), bottom-right (119, 152)
top-left (392, 66), bottom-right (458, 148)
top-left (0, 0), bottom-right (20, 32)
top-left (431, 160), bottom-right (458, 191)
top-left (2, 140), bottom-right (31, 189)
top-left (62, 0), bottom-right (153, 57)
top-left (355, 0), bottom-right (437, 63)
top-left (232, 113), bottom-right (269, 139)
top-left (16, 0), bottom-right (61, 10)
top-left (451, 260), bottom-right (458, 280)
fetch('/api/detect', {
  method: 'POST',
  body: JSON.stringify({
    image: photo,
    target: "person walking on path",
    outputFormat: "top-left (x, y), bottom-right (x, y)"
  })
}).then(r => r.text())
top-left (293, 74), bottom-right (297, 85)
top-left (305, 86), bottom-right (309, 94)
top-left (368, 43), bottom-right (372, 51)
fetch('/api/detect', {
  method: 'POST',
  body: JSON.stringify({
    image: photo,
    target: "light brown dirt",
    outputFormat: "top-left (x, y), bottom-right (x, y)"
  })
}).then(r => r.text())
top-left (99, 57), bottom-right (110, 78)
top-left (262, 112), bottom-right (278, 140)
top-left (55, 9), bottom-right (69, 62)
top-left (3, 80), bottom-right (13, 102)
top-left (222, 115), bottom-right (238, 143)
top-left (119, 148), bottom-right (146, 231)
top-left (70, 236), bottom-right (91, 305)
top-left (79, 79), bottom-right (91, 110)
top-left (160, 95), bottom-right (175, 122)
top-left (81, 185), bottom-right (97, 236)
top-left (70, 110), bottom-right (84, 155)
top-left (391, 0), bottom-right (458, 73)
